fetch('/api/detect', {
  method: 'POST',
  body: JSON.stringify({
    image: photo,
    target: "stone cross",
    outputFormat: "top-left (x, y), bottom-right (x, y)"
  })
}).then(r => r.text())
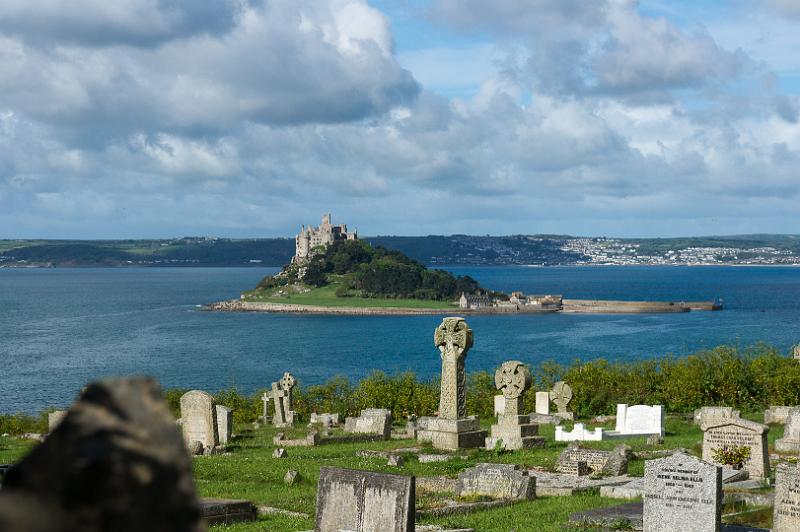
top-left (261, 391), bottom-right (270, 421)
top-left (551, 381), bottom-right (573, 415)
top-left (270, 381), bottom-right (288, 426)
top-left (280, 372), bottom-right (297, 411)
top-left (434, 317), bottom-right (473, 420)
top-left (494, 360), bottom-right (531, 418)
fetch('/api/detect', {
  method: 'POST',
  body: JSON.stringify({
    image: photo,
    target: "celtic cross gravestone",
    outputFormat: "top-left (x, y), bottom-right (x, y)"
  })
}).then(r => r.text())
top-left (485, 361), bottom-right (544, 450)
top-left (415, 317), bottom-right (486, 450)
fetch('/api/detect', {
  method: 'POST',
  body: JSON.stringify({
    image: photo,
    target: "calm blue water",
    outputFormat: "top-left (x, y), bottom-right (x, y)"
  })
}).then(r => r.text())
top-left (2, 266), bottom-right (799, 414)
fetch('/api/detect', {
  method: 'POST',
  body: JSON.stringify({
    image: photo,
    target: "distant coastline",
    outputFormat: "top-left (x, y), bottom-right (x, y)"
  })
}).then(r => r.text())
top-left (2, 234), bottom-right (800, 268)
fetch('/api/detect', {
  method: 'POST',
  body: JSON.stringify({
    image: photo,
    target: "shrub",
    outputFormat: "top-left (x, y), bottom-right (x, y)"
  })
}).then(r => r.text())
top-left (711, 445), bottom-right (751, 469)
top-left (152, 343), bottom-right (800, 426)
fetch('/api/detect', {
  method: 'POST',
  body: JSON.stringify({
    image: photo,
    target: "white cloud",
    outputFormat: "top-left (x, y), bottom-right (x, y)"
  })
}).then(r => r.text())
top-left (0, 0), bottom-right (799, 238)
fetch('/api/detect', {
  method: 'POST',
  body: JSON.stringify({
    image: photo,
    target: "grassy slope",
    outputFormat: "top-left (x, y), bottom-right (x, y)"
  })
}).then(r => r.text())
top-left (245, 282), bottom-right (456, 310)
top-left (3, 414), bottom-right (785, 531)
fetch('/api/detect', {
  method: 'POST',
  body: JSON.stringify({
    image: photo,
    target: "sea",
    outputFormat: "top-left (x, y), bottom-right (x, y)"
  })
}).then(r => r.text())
top-left (2, 265), bottom-right (799, 414)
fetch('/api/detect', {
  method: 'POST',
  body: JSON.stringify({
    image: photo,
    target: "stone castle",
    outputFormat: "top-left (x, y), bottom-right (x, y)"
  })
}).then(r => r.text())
top-left (294, 213), bottom-right (357, 262)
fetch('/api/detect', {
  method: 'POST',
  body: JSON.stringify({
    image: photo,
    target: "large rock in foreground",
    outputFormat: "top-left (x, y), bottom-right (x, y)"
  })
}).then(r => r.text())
top-left (0, 377), bottom-right (203, 532)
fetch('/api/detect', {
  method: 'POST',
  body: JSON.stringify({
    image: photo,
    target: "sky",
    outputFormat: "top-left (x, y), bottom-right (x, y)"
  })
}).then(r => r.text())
top-left (0, 0), bottom-right (798, 239)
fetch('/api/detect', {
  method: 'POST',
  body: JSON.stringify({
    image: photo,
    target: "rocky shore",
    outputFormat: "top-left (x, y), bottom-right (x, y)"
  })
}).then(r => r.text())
top-left (208, 298), bottom-right (721, 315)
top-left (207, 300), bottom-right (456, 315)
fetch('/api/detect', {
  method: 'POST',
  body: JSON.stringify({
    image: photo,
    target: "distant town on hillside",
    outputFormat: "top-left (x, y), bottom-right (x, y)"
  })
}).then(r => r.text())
top-left (2, 233), bottom-right (800, 268)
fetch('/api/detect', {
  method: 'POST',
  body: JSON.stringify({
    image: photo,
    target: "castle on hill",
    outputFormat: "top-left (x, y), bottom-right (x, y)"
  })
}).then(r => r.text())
top-left (294, 213), bottom-right (357, 262)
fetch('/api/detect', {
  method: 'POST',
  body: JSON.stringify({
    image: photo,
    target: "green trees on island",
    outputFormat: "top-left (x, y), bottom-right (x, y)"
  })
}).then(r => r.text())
top-left (257, 239), bottom-right (487, 301)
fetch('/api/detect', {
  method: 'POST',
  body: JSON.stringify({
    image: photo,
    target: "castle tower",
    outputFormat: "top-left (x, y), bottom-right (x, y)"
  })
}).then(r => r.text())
top-left (292, 213), bottom-right (357, 263)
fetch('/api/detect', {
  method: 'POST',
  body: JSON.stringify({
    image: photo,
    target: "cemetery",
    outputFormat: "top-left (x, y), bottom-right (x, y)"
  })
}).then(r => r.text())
top-left (1, 319), bottom-right (800, 531)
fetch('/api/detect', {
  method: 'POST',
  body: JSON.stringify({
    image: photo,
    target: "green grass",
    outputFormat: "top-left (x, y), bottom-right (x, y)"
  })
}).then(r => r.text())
top-left (2, 414), bottom-right (787, 531)
top-left (245, 283), bottom-right (455, 309)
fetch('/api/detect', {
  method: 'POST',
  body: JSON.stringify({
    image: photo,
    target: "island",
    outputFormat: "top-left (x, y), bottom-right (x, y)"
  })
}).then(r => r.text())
top-left (208, 214), bottom-right (722, 315)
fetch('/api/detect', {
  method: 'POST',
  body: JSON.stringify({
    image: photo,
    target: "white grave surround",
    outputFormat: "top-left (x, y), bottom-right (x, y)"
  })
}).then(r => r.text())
top-left (556, 404), bottom-right (664, 442)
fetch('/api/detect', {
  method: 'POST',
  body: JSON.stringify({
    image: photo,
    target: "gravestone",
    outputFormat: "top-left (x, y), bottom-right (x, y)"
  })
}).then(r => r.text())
top-left (765, 405), bottom-right (794, 425)
top-left (47, 410), bottom-right (67, 432)
top-left (701, 418), bottom-right (770, 480)
top-left (773, 462), bottom-right (800, 531)
top-left (261, 392), bottom-right (269, 422)
top-left (455, 463), bottom-right (535, 500)
top-left (643, 452), bottom-right (721, 532)
top-left (614, 404), bottom-right (664, 437)
top-left (269, 381), bottom-right (294, 428)
top-left (0, 377), bottom-right (203, 532)
top-left (775, 406), bottom-right (800, 452)
top-left (311, 413), bottom-right (340, 427)
top-left (215, 405), bottom-right (232, 445)
top-left (551, 381), bottom-right (574, 420)
top-left (557, 442), bottom-right (631, 476)
top-left (415, 317), bottom-right (486, 450)
top-left (280, 372), bottom-right (297, 411)
top-left (557, 460), bottom-right (590, 477)
top-left (344, 409), bottom-right (392, 439)
top-left (180, 390), bottom-right (219, 454)
top-left (694, 406), bottom-right (740, 426)
top-left (200, 498), bottom-right (256, 526)
top-left (315, 467), bottom-right (414, 532)
top-left (535, 391), bottom-right (550, 415)
top-left (485, 360), bottom-right (544, 450)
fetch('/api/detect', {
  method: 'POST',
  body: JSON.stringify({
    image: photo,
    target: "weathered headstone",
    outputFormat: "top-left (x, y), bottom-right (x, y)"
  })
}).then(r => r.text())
top-left (773, 462), bottom-right (800, 531)
top-left (455, 463), bottom-right (535, 500)
top-left (643, 452), bottom-right (721, 532)
top-left (0, 377), bottom-right (203, 532)
top-left (215, 405), bottom-right (232, 445)
top-left (485, 361), bottom-right (544, 450)
top-left (415, 317), bottom-right (486, 450)
top-left (765, 405), bottom-right (794, 425)
top-left (279, 372), bottom-right (297, 411)
top-left (180, 390), bottom-right (219, 454)
top-left (701, 418), bottom-right (770, 480)
top-left (557, 442), bottom-right (631, 476)
top-left (269, 381), bottom-right (294, 428)
top-left (776, 406), bottom-right (800, 452)
top-left (310, 413), bottom-right (340, 427)
top-left (535, 391), bottom-right (550, 415)
top-left (557, 460), bottom-right (591, 477)
top-left (315, 467), bottom-right (414, 532)
top-left (694, 406), bottom-right (740, 426)
top-left (344, 409), bottom-right (392, 439)
top-left (550, 381), bottom-right (574, 420)
top-left (200, 498), bottom-right (256, 526)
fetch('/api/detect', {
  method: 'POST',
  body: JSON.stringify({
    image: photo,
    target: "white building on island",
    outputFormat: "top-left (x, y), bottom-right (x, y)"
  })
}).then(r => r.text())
top-left (294, 213), bottom-right (357, 262)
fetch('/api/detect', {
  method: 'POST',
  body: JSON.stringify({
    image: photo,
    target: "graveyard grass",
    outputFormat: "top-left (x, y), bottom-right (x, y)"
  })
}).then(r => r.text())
top-left (244, 282), bottom-right (454, 309)
top-left (3, 415), bottom-right (787, 531)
